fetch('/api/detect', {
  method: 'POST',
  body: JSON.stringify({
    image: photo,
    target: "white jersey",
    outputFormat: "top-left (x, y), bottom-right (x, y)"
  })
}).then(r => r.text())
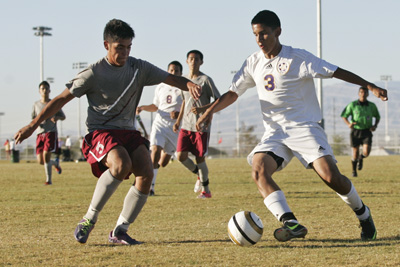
top-left (153, 83), bottom-right (183, 123)
top-left (230, 45), bottom-right (338, 131)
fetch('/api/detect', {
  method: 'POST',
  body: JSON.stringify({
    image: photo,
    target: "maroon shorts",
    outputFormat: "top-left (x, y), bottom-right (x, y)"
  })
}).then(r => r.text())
top-left (82, 129), bottom-right (150, 178)
top-left (176, 129), bottom-right (209, 158)
top-left (36, 132), bottom-right (58, 154)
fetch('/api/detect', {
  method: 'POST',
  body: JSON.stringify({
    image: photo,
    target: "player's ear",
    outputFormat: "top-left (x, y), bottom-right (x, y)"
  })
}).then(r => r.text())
top-left (104, 41), bottom-right (109, 50)
top-left (275, 27), bottom-right (282, 38)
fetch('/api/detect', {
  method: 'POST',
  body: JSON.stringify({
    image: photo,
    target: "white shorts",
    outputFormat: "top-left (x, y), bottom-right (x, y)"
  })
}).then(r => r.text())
top-left (247, 123), bottom-right (335, 171)
top-left (149, 117), bottom-right (178, 155)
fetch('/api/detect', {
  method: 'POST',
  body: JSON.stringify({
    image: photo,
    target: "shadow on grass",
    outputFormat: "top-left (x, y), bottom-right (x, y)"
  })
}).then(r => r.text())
top-left (90, 235), bottom-right (400, 248)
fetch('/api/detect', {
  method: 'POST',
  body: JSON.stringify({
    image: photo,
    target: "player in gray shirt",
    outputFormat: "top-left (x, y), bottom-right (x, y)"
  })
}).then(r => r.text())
top-left (14, 19), bottom-right (201, 245)
top-left (174, 50), bottom-right (220, 199)
top-left (32, 81), bottom-right (65, 185)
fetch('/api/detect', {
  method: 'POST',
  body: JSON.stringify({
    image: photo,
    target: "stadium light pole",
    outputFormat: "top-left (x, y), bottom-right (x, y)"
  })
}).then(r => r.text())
top-left (316, 0), bottom-right (324, 128)
top-left (380, 75), bottom-right (391, 143)
top-left (231, 70), bottom-right (240, 157)
top-left (0, 112), bottom-right (4, 142)
top-left (33, 26), bottom-right (52, 82)
top-left (72, 62), bottom-right (88, 139)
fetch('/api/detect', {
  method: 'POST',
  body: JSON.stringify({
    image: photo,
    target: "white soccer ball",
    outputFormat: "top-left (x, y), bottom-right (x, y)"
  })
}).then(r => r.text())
top-left (228, 211), bottom-right (263, 246)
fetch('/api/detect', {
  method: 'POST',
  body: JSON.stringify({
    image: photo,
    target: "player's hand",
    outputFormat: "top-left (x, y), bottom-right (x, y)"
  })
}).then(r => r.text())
top-left (173, 123), bottom-right (179, 133)
top-left (196, 111), bottom-right (213, 132)
top-left (14, 125), bottom-right (35, 144)
top-left (191, 107), bottom-right (203, 115)
top-left (136, 106), bottom-right (143, 115)
top-left (170, 111), bottom-right (179, 119)
top-left (188, 82), bottom-right (202, 100)
top-left (370, 126), bottom-right (377, 132)
top-left (349, 122), bottom-right (356, 129)
top-left (370, 85), bottom-right (388, 101)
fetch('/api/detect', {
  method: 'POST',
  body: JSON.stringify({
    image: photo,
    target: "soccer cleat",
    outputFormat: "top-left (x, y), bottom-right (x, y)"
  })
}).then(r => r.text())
top-left (149, 189), bottom-right (155, 196)
top-left (194, 177), bottom-right (201, 193)
top-left (352, 171), bottom-right (357, 177)
top-left (44, 181), bottom-right (52, 185)
top-left (358, 157), bottom-right (363, 171)
top-left (197, 191), bottom-right (212, 199)
top-left (360, 208), bottom-right (377, 241)
top-left (273, 221), bottom-right (308, 242)
top-left (108, 231), bottom-right (142, 245)
top-left (74, 217), bottom-right (95, 244)
top-left (54, 158), bottom-right (62, 174)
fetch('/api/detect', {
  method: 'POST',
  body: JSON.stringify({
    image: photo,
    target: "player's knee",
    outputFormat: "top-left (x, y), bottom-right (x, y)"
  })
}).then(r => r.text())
top-left (109, 160), bottom-right (132, 179)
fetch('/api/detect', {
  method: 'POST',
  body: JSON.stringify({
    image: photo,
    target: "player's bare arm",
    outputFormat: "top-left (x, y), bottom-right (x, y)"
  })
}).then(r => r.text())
top-left (173, 99), bottom-right (185, 133)
top-left (196, 91), bottom-right (238, 131)
top-left (191, 102), bottom-right (214, 115)
top-left (163, 74), bottom-right (202, 100)
top-left (136, 104), bottom-right (158, 115)
top-left (14, 88), bottom-right (75, 144)
top-left (333, 67), bottom-right (388, 101)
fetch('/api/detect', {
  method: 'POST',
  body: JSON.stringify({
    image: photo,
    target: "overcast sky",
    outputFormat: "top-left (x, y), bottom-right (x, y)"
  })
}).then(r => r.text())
top-left (1, 0), bottom-right (398, 143)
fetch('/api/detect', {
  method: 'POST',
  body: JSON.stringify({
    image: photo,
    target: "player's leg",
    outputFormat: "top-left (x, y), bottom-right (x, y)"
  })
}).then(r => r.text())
top-left (358, 133), bottom-right (372, 171)
top-left (195, 156), bottom-right (211, 198)
top-left (312, 156), bottom-right (376, 240)
top-left (252, 152), bottom-right (308, 241)
top-left (75, 146), bottom-right (131, 244)
top-left (176, 129), bottom-right (199, 176)
top-left (150, 145), bottom-right (163, 195)
top-left (110, 144), bottom-right (152, 245)
top-left (351, 146), bottom-right (359, 177)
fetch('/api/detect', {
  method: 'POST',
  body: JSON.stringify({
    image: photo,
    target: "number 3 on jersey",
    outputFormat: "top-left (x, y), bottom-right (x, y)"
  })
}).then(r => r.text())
top-left (264, 74), bottom-right (275, 91)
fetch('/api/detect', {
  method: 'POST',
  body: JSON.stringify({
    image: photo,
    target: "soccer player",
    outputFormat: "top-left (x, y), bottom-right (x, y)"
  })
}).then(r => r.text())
top-left (32, 81), bottom-right (65, 185)
top-left (136, 60), bottom-right (184, 196)
top-left (197, 10), bottom-right (387, 241)
top-left (14, 19), bottom-right (201, 245)
top-left (341, 87), bottom-right (380, 177)
top-left (173, 50), bottom-right (220, 199)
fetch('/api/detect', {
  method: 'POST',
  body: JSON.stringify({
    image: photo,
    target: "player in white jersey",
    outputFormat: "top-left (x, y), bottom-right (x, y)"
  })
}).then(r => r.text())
top-left (32, 81), bottom-right (65, 185)
top-left (197, 10), bottom-right (387, 241)
top-left (136, 60), bottom-right (184, 196)
top-left (14, 19), bottom-right (201, 245)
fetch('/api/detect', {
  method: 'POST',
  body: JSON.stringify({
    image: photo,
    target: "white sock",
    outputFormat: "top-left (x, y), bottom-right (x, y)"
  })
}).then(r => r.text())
top-left (85, 170), bottom-right (122, 223)
top-left (197, 161), bottom-right (210, 193)
top-left (152, 169), bottom-right (158, 191)
top-left (44, 163), bottom-right (52, 183)
top-left (337, 183), bottom-right (370, 220)
top-left (264, 190), bottom-right (293, 222)
top-left (113, 186), bottom-right (148, 235)
top-left (181, 158), bottom-right (198, 173)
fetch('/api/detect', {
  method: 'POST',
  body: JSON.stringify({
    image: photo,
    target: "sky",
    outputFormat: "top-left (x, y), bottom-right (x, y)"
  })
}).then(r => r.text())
top-left (1, 0), bottom-right (399, 146)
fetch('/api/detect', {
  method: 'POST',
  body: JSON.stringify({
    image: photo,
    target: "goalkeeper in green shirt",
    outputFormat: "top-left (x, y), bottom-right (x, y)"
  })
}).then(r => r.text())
top-left (341, 87), bottom-right (380, 177)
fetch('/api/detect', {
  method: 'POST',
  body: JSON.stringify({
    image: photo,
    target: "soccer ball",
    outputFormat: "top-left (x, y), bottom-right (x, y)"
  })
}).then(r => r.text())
top-left (228, 211), bottom-right (263, 246)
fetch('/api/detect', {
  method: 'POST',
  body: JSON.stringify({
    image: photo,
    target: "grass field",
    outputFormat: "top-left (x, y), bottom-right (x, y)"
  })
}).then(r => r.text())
top-left (1, 156), bottom-right (399, 266)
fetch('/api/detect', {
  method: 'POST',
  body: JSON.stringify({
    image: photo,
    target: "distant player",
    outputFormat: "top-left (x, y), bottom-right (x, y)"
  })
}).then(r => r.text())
top-left (197, 10), bottom-right (387, 241)
top-left (174, 50), bottom-right (220, 198)
top-left (136, 60), bottom-right (184, 196)
top-left (341, 87), bottom-right (380, 177)
top-left (32, 81), bottom-right (65, 185)
top-left (14, 19), bottom-right (201, 245)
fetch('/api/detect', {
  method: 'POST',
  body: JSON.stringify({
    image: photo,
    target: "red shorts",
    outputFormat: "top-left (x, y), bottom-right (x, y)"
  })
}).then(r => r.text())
top-left (176, 129), bottom-right (209, 158)
top-left (82, 129), bottom-right (150, 178)
top-left (36, 132), bottom-right (58, 154)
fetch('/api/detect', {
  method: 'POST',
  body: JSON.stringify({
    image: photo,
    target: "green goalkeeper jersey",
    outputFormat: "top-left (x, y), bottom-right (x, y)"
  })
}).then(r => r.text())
top-left (341, 100), bottom-right (380, 130)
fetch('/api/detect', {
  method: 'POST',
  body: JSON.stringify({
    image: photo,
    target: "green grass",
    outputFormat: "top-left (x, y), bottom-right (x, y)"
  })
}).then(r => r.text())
top-left (1, 156), bottom-right (400, 266)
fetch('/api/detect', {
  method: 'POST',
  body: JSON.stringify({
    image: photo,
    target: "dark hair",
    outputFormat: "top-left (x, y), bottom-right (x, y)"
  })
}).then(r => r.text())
top-left (186, 50), bottom-right (203, 61)
top-left (39, 81), bottom-right (50, 88)
top-left (359, 87), bottom-right (368, 92)
top-left (168, 60), bottom-right (183, 72)
top-left (251, 10), bottom-right (281, 29)
top-left (103, 19), bottom-right (135, 42)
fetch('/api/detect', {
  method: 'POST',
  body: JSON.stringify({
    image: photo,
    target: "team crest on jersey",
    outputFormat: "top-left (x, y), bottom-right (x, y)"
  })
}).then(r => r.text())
top-left (277, 61), bottom-right (290, 75)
